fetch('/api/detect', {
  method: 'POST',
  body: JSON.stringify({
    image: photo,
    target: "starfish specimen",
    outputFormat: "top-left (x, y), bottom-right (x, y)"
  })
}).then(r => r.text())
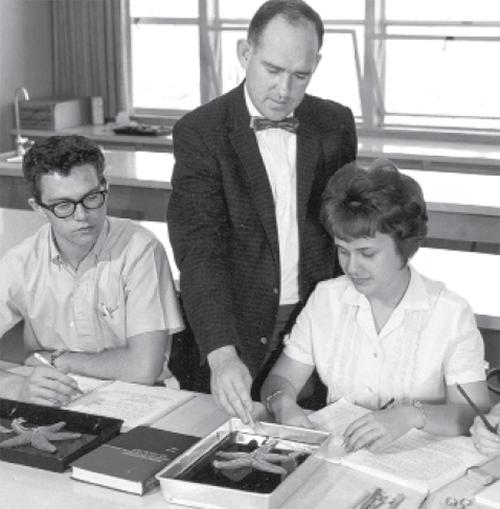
top-left (212, 439), bottom-right (301, 478)
top-left (0, 418), bottom-right (81, 453)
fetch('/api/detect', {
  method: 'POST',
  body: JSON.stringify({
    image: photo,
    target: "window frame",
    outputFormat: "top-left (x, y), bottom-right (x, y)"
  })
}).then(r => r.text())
top-left (129, 0), bottom-right (500, 142)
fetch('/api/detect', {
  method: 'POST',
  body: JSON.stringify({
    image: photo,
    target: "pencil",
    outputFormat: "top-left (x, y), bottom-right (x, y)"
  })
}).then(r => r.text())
top-left (34, 353), bottom-right (84, 395)
top-left (456, 383), bottom-right (497, 434)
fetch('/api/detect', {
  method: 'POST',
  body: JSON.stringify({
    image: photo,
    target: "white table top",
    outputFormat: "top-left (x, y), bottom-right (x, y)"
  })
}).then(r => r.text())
top-left (1, 364), bottom-right (499, 509)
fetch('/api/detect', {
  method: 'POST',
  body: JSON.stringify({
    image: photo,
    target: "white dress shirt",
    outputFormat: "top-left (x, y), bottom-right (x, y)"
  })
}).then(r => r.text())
top-left (245, 87), bottom-right (299, 305)
top-left (283, 266), bottom-right (486, 409)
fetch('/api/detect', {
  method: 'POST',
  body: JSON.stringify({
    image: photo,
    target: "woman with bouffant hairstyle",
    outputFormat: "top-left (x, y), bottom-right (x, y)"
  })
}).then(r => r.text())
top-left (262, 158), bottom-right (490, 452)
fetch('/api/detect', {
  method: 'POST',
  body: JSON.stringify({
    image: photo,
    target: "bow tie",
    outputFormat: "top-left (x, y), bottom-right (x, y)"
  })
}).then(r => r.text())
top-left (250, 116), bottom-right (299, 133)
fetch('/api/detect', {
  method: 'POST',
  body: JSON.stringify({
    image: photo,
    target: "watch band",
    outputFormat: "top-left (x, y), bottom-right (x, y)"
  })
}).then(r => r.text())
top-left (265, 389), bottom-right (285, 414)
top-left (43, 350), bottom-right (65, 366)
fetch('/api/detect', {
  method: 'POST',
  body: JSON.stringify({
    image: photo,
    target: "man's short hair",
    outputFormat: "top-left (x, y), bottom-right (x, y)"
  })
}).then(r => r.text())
top-left (321, 158), bottom-right (428, 264)
top-left (22, 135), bottom-right (105, 199)
top-left (248, 0), bottom-right (324, 49)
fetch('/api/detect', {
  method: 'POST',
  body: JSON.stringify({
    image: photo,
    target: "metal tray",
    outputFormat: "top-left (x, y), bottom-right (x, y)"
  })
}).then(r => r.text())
top-left (156, 418), bottom-right (330, 509)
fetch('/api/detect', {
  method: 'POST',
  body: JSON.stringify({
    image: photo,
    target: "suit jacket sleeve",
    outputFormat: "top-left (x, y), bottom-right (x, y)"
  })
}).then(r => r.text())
top-left (167, 118), bottom-right (240, 361)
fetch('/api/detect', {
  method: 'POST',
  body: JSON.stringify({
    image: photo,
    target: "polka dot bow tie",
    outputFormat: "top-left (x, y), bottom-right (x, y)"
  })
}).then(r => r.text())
top-left (250, 116), bottom-right (299, 133)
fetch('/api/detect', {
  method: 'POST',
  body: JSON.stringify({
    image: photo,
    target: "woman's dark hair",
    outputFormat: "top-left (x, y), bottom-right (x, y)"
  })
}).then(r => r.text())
top-left (22, 135), bottom-right (105, 200)
top-left (321, 158), bottom-right (428, 264)
top-left (248, 0), bottom-right (324, 49)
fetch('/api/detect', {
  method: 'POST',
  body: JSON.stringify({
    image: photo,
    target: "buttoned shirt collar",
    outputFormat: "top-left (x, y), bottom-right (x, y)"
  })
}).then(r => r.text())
top-left (49, 218), bottom-right (110, 267)
top-left (339, 265), bottom-right (431, 312)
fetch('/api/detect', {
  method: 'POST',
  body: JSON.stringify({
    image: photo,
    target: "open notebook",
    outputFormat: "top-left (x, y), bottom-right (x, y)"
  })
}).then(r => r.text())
top-left (310, 398), bottom-right (489, 494)
top-left (8, 366), bottom-right (194, 431)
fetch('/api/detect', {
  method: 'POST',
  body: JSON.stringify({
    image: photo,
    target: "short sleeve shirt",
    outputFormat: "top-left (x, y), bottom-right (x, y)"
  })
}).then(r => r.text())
top-left (0, 217), bottom-right (184, 352)
top-left (283, 266), bottom-right (486, 409)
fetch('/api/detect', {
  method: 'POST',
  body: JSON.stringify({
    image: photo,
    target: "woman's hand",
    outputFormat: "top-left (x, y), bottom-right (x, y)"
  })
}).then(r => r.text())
top-left (273, 393), bottom-right (315, 429)
top-left (343, 406), bottom-right (415, 453)
top-left (470, 414), bottom-right (500, 457)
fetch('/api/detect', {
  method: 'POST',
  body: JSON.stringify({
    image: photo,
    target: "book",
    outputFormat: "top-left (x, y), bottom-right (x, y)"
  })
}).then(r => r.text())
top-left (475, 480), bottom-right (500, 508)
top-left (71, 426), bottom-right (199, 495)
top-left (310, 398), bottom-right (489, 494)
top-left (63, 378), bottom-right (195, 431)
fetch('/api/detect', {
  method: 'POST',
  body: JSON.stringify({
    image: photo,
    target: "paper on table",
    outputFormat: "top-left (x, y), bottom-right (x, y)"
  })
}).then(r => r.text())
top-left (309, 398), bottom-right (489, 493)
top-left (309, 397), bottom-right (371, 436)
top-left (65, 380), bottom-right (194, 431)
top-left (341, 429), bottom-right (489, 493)
top-left (475, 480), bottom-right (500, 508)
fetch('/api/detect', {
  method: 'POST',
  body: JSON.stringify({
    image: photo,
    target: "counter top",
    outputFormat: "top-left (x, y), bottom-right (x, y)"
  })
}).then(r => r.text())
top-left (0, 150), bottom-right (173, 190)
top-left (15, 124), bottom-right (500, 171)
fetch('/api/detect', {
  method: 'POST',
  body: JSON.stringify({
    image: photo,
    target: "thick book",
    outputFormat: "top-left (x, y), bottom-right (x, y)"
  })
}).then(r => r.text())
top-left (71, 426), bottom-right (199, 495)
top-left (310, 398), bottom-right (489, 494)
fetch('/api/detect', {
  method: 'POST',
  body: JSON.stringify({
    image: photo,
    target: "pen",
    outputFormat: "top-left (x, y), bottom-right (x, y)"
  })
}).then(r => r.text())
top-left (34, 353), bottom-right (84, 395)
top-left (380, 398), bottom-right (395, 410)
top-left (456, 383), bottom-right (497, 434)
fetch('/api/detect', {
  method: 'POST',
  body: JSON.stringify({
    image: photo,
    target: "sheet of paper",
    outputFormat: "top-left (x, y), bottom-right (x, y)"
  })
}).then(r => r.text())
top-left (475, 480), bottom-right (500, 508)
top-left (341, 430), bottom-right (489, 493)
top-left (309, 398), bottom-right (371, 435)
top-left (66, 381), bottom-right (194, 430)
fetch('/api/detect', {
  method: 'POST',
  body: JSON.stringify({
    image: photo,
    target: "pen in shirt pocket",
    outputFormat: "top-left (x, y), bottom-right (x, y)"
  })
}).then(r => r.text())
top-left (100, 302), bottom-right (115, 318)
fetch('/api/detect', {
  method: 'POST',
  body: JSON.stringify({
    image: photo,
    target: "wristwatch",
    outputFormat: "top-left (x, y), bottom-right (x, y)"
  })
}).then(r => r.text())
top-left (37, 350), bottom-right (65, 367)
top-left (412, 400), bottom-right (427, 429)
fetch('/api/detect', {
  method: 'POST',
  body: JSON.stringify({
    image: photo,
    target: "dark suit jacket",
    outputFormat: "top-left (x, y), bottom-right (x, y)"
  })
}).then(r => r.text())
top-left (167, 82), bottom-right (357, 376)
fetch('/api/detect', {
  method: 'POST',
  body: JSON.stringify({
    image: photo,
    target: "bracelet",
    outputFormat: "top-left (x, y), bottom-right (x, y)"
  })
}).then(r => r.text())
top-left (265, 390), bottom-right (285, 414)
top-left (412, 400), bottom-right (427, 430)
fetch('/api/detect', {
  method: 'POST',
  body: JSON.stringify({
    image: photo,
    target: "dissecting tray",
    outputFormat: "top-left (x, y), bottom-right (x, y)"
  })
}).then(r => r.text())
top-left (157, 418), bottom-right (331, 509)
top-left (0, 398), bottom-right (122, 472)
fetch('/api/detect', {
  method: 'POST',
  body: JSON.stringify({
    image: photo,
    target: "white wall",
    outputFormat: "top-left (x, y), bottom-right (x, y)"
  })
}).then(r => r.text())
top-left (0, 0), bottom-right (53, 152)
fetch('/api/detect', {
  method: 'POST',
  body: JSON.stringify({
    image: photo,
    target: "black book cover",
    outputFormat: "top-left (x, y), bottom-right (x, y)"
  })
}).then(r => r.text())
top-left (71, 426), bottom-right (199, 495)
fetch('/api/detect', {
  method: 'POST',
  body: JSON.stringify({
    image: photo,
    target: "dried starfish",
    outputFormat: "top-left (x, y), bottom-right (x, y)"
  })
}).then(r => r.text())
top-left (212, 439), bottom-right (300, 476)
top-left (0, 418), bottom-right (81, 453)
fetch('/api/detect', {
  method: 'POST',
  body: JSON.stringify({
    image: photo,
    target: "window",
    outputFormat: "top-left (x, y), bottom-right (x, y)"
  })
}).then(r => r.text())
top-left (129, 0), bottom-right (500, 136)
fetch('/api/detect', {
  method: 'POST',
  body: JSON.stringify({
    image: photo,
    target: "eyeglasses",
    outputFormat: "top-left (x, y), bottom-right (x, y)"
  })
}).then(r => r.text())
top-left (36, 189), bottom-right (108, 219)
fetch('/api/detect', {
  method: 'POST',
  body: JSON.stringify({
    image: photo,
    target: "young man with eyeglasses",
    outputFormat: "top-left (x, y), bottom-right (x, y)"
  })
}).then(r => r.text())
top-left (0, 135), bottom-right (183, 406)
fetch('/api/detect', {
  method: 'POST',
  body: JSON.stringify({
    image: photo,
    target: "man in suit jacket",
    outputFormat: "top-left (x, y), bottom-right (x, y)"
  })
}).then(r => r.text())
top-left (167, 0), bottom-right (357, 421)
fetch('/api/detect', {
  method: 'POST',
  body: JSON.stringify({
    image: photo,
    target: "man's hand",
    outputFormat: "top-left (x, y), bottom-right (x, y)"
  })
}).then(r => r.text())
top-left (17, 367), bottom-right (80, 407)
top-left (343, 407), bottom-right (414, 453)
top-left (470, 414), bottom-right (500, 456)
top-left (207, 346), bottom-right (253, 423)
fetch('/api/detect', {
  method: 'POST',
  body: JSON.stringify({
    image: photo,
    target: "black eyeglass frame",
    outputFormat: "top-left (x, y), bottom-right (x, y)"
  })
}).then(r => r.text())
top-left (35, 187), bottom-right (108, 219)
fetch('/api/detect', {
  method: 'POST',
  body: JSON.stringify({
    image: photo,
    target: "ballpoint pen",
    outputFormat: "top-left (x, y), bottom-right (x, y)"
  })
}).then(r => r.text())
top-left (456, 383), bottom-right (497, 434)
top-left (34, 353), bottom-right (84, 395)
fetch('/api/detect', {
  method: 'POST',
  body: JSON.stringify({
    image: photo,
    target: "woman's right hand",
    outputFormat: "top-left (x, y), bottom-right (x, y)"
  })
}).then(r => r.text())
top-left (273, 393), bottom-right (315, 429)
top-left (17, 367), bottom-right (80, 407)
top-left (470, 414), bottom-right (500, 456)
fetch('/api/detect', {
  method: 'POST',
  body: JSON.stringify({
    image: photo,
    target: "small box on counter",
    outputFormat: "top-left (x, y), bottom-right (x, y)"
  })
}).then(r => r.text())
top-left (19, 97), bottom-right (90, 130)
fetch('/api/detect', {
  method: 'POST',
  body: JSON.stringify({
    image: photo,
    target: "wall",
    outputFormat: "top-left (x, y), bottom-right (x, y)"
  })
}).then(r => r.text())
top-left (0, 0), bottom-right (53, 152)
